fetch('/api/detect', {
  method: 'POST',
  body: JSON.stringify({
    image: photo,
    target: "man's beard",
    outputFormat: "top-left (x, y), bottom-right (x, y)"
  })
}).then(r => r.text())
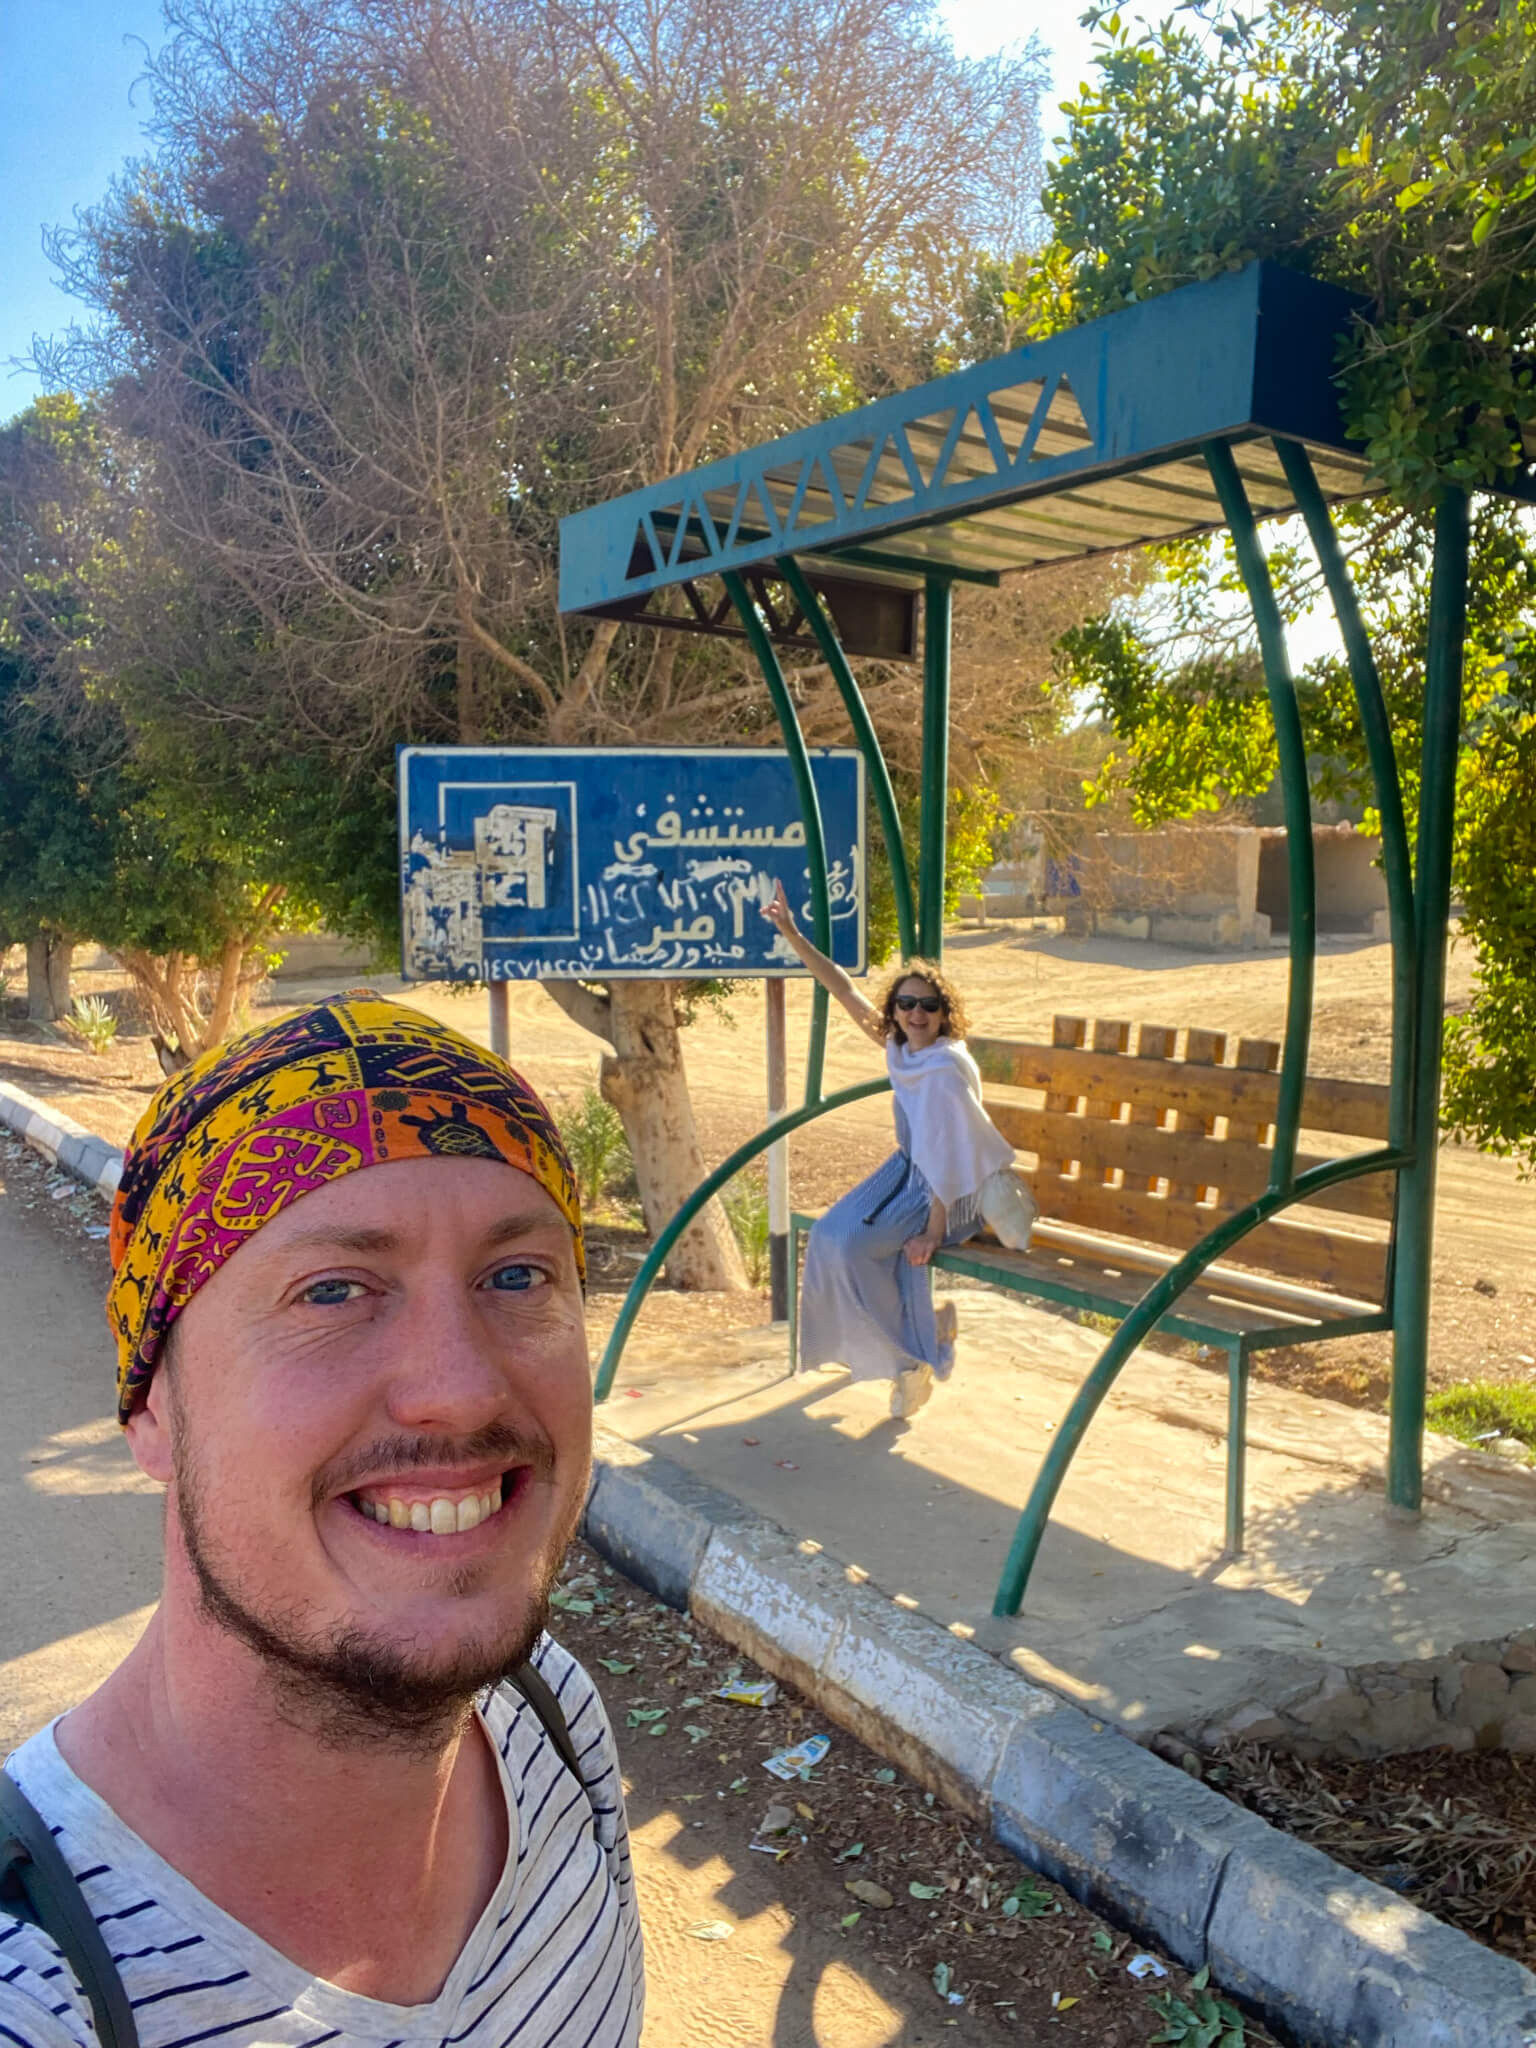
top-left (171, 1407), bottom-right (576, 1757)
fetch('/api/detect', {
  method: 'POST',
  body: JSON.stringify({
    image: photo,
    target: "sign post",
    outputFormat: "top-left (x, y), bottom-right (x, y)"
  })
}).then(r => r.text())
top-left (487, 981), bottom-right (510, 1061)
top-left (765, 980), bottom-right (788, 1321)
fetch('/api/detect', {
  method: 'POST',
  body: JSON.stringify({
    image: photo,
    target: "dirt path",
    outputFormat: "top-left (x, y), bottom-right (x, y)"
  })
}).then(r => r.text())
top-left (6, 925), bottom-right (1534, 1400)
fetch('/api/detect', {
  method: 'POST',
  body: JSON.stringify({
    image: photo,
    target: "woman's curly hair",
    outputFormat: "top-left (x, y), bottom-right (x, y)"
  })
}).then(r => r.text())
top-left (873, 957), bottom-right (971, 1045)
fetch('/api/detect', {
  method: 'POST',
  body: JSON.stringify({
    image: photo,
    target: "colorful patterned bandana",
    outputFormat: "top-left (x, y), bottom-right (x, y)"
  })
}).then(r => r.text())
top-left (107, 990), bottom-right (583, 1423)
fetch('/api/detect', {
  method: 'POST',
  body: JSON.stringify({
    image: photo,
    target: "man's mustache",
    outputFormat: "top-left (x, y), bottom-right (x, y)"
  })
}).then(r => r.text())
top-left (313, 1423), bottom-right (557, 1506)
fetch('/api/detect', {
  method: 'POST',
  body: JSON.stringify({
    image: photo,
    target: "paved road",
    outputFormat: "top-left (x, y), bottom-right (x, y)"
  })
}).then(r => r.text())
top-left (0, 1140), bottom-right (160, 1751)
top-left (0, 1146), bottom-right (1044, 2046)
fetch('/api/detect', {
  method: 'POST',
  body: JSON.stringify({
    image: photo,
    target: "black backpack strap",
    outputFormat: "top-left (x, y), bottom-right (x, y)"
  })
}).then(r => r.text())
top-left (502, 1659), bottom-right (586, 1788)
top-left (0, 1770), bottom-right (140, 2048)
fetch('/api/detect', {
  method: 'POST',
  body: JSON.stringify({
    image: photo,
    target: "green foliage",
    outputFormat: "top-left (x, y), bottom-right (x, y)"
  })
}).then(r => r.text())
top-left (866, 782), bottom-right (1012, 965)
top-left (1426, 1381), bottom-right (1536, 1453)
top-left (0, 401), bottom-right (312, 986)
top-left (998, 1874), bottom-right (1055, 1918)
top-left (1149, 1972), bottom-right (1246, 2046)
top-left (558, 1086), bottom-right (634, 1214)
top-left (1059, 615), bottom-right (1276, 824)
top-left (66, 994), bottom-right (119, 1055)
top-left (1051, 1), bottom-right (1536, 505)
top-left (721, 1166), bottom-right (770, 1287)
top-left (1035, 4), bottom-right (1536, 1161)
top-left (1441, 669), bottom-right (1536, 1169)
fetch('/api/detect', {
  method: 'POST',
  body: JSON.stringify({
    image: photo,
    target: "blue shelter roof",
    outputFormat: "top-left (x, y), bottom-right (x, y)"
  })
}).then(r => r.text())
top-left (558, 265), bottom-right (1394, 636)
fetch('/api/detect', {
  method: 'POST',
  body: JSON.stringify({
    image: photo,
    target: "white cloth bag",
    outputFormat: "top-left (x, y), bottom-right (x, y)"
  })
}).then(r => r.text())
top-left (978, 1165), bottom-right (1037, 1250)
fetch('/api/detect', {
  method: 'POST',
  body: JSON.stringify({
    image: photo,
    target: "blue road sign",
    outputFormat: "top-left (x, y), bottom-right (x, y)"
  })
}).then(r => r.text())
top-left (398, 746), bottom-right (865, 982)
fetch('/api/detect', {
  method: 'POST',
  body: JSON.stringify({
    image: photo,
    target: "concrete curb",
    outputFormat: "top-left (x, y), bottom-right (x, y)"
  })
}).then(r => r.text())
top-left (585, 1424), bottom-right (1536, 2048)
top-left (0, 1081), bottom-right (121, 1198)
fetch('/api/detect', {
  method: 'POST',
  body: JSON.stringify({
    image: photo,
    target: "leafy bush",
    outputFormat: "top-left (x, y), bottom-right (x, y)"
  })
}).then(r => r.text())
top-left (558, 1086), bottom-right (633, 1213)
top-left (722, 1167), bottom-right (771, 1288)
top-left (67, 994), bottom-right (119, 1055)
top-left (866, 782), bottom-right (1012, 966)
top-left (1426, 1381), bottom-right (1536, 1453)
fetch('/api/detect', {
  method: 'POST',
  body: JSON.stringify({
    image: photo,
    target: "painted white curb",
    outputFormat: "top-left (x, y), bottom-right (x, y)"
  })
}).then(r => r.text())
top-left (0, 1081), bottom-right (121, 1197)
top-left (585, 1424), bottom-right (1536, 2048)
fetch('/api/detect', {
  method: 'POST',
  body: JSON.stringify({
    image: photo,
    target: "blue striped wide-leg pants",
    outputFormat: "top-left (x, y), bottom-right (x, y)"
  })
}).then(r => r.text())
top-left (798, 1151), bottom-right (978, 1382)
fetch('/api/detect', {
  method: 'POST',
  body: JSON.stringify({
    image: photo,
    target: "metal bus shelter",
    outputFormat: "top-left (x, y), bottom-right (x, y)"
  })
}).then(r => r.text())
top-left (557, 260), bottom-right (1528, 1617)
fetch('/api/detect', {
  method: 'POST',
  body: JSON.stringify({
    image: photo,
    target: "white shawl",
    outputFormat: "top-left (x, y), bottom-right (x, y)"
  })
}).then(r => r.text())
top-left (885, 1035), bottom-right (1013, 1209)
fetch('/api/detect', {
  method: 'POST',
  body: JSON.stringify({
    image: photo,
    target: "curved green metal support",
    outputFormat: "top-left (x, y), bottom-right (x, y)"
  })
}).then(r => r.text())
top-left (1203, 443), bottom-right (1316, 1188)
top-left (991, 1143), bottom-right (1411, 1615)
top-left (723, 570), bottom-right (832, 1106)
top-left (592, 1078), bottom-right (893, 1402)
top-left (918, 578), bottom-right (952, 958)
top-left (1275, 439), bottom-right (1417, 1151)
top-left (775, 556), bottom-right (918, 960)
top-left (1388, 487), bottom-right (1471, 1511)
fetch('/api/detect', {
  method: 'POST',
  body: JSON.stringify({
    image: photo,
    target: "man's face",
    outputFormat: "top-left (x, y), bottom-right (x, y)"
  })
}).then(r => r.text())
top-left (128, 1155), bottom-right (591, 1741)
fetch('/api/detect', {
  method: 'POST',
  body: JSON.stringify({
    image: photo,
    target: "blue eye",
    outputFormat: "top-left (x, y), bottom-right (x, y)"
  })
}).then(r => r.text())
top-left (485, 1263), bottom-right (546, 1293)
top-left (302, 1278), bottom-right (363, 1307)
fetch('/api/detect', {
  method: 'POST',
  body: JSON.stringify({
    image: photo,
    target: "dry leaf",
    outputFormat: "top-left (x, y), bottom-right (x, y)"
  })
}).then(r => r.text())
top-left (844, 1879), bottom-right (894, 1909)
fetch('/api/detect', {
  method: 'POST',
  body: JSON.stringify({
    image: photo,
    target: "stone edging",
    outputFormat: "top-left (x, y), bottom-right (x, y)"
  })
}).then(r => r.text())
top-left (585, 1426), bottom-right (1536, 2048)
top-left (0, 1081), bottom-right (121, 1197)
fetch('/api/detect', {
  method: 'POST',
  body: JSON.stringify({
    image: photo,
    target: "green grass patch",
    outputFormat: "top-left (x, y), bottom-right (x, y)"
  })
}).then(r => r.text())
top-left (1425, 1380), bottom-right (1536, 1453)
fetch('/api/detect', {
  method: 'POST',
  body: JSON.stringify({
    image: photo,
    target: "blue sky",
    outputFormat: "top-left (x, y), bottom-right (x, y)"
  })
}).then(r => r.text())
top-left (0, 0), bottom-right (1103, 426)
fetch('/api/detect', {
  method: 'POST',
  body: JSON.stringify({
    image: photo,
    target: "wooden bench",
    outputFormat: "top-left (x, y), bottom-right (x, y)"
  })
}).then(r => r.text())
top-left (789, 1014), bottom-right (1396, 1553)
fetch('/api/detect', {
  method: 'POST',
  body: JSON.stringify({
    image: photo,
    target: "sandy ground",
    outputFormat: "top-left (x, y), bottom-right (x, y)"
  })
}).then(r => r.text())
top-left (4, 923), bottom-right (1533, 1406)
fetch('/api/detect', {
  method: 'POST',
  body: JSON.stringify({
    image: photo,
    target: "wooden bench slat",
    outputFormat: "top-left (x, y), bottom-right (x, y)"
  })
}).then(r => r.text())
top-left (1084, 1017), bottom-right (1131, 1186)
top-left (1230, 1038), bottom-right (1281, 1150)
top-left (942, 1237), bottom-right (1364, 1339)
top-left (1045, 1014), bottom-right (1084, 1173)
top-left (939, 1240), bottom-right (1290, 1339)
top-left (987, 1100), bottom-right (1396, 1221)
top-left (1129, 1024), bottom-right (1178, 1193)
top-left (970, 1035), bottom-right (1391, 1140)
top-left (1017, 1177), bottom-right (1388, 1299)
top-left (1170, 1026), bottom-right (1226, 1202)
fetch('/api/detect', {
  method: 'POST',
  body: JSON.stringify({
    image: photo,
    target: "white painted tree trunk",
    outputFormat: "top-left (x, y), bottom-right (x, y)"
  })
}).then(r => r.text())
top-left (597, 979), bottom-right (746, 1292)
top-left (25, 932), bottom-right (73, 1022)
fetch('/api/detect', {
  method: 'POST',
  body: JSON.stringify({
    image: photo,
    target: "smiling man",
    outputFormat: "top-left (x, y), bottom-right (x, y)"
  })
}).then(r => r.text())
top-left (0, 993), bottom-right (644, 2048)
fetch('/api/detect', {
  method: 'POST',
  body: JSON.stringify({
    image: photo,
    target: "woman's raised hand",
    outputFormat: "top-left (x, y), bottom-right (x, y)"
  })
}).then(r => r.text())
top-left (760, 879), bottom-right (798, 938)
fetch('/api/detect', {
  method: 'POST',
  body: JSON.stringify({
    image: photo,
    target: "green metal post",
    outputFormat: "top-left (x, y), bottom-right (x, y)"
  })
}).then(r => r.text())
top-left (1276, 439), bottom-right (1417, 1152)
top-left (724, 570), bottom-right (832, 1106)
top-left (776, 556), bottom-right (918, 960)
top-left (1203, 443), bottom-right (1315, 1187)
top-left (991, 1143), bottom-right (1410, 1613)
top-left (593, 1078), bottom-right (891, 1400)
top-left (1225, 1345), bottom-right (1248, 1554)
top-left (917, 577), bottom-right (951, 959)
top-left (1388, 488), bottom-right (1471, 1511)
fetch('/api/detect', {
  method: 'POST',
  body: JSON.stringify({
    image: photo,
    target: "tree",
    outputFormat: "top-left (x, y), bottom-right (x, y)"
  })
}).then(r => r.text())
top-left (1040, 0), bottom-right (1536, 1166)
top-left (0, 398), bottom-right (304, 1056)
top-left (41, 0), bottom-right (1058, 1281)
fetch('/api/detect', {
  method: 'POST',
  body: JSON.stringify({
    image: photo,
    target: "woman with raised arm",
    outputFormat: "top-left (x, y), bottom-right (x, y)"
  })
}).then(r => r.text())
top-left (760, 880), bottom-right (1021, 1418)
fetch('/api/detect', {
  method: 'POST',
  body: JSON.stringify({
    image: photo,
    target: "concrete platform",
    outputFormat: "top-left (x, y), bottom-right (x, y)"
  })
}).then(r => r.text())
top-left (601, 1286), bottom-right (1536, 1754)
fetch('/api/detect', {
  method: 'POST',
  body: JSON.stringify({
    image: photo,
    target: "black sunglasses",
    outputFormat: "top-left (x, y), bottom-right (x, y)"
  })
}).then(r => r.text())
top-left (894, 994), bottom-right (943, 1014)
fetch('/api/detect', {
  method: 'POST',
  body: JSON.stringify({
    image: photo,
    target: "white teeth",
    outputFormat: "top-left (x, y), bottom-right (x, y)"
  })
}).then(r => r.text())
top-left (356, 1482), bottom-right (507, 1534)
